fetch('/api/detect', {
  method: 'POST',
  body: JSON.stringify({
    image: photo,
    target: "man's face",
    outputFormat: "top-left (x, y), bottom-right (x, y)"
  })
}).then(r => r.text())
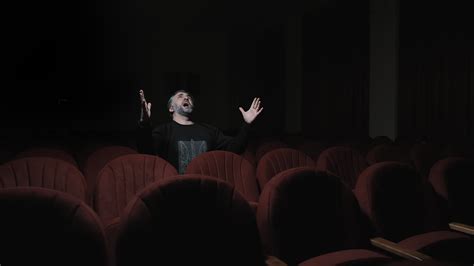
top-left (170, 91), bottom-right (194, 116)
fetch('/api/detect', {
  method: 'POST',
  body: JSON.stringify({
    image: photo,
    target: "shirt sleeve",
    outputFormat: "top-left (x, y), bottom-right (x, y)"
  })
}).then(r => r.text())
top-left (214, 123), bottom-right (251, 154)
top-left (136, 120), bottom-right (154, 154)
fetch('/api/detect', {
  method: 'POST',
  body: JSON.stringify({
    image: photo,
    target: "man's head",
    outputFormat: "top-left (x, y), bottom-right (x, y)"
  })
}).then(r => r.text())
top-left (168, 90), bottom-right (194, 117)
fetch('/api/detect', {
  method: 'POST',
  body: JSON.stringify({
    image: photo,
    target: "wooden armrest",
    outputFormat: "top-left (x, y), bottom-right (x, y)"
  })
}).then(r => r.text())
top-left (449, 222), bottom-right (474, 235)
top-left (370, 237), bottom-right (431, 261)
top-left (266, 255), bottom-right (287, 266)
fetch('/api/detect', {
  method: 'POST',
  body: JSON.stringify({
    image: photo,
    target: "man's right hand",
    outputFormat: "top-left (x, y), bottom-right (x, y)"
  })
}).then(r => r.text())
top-left (139, 89), bottom-right (152, 120)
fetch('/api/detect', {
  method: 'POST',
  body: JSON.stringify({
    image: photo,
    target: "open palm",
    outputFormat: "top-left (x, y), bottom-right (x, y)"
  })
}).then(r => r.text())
top-left (239, 97), bottom-right (263, 124)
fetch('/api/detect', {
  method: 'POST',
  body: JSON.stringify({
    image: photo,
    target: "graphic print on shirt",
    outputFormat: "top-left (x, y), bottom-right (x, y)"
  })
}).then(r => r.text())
top-left (178, 139), bottom-right (208, 174)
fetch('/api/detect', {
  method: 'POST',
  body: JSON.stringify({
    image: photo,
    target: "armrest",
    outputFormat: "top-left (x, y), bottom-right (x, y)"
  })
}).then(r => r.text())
top-left (370, 237), bottom-right (431, 261)
top-left (266, 255), bottom-right (287, 266)
top-left (449, 222), bottom-right (474, 236)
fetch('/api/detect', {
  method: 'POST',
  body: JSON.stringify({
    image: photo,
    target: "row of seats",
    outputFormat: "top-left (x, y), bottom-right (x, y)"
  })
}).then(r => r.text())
top-left (3, 138), bottom-right (470, 195)
top-left (1, 148), bottom-right (473, 223)
top-left (1, 163), bottom-right (472, 265)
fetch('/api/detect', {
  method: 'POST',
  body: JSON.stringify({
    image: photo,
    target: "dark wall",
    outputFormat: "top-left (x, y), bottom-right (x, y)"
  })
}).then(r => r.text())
top-left (398, 1), bottom-right (474, 141)
top-left (302, 0), bottom-right (370, 139)
top-left (2, 0), bottom-right (145, 136)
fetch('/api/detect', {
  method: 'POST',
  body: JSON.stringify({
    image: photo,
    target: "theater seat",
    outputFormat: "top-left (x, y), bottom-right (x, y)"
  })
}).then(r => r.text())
top-left (366, 144), bottom-right (409, 165)
top-left (82, 145), bottom-right (138, 201)
top-left (115, 175), bottom-right (266, 266)
top-left (257, 167), bottom-right (392, 266)
top-left (0, 157), bottom-right (87, 201)
top-left (94, 153), bottom-right (177, 226)
top-left (354, 162), bottom-right (474, 264)
top-left (316, 146), bottom-right (368, 188)
top-left (428, 157), bottom-right (474, 225)
top-left (16, 147), bottom-right (78, 167)
top-left (185, 151), bottom-right (259, 204)
top-left (0, 187), bottom-right (108, 266)
top-left (256, 148), bottom-right (315, 191)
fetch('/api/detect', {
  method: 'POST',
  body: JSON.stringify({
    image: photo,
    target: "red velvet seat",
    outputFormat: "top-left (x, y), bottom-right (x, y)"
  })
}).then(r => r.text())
top-left (0, 157), bottom-right (87, 201)
top-left (257, 167), bottom-right (392, 266)
top-left (185, 151), bottom-right (259, 203)
top-left (354, 162), bottom-right (474, 264)
top-left (82, 145), bottom-right (137, 201)
top-left (94, 154), bottom-right (177, 227)
top-left (16, 147), bottom-right (78, 167)
top-left (428, 157), bottom-right (474, 225)
top-left (0, 187), bottom-right (108, 266)
top-left (255, 140), bottom-right (289, 162)
top-left (316, 146), bottom-right (368, 188)
top-left (94, 154), bottom-right (178, 265)
top-left (115, 175), bottom-right (266, 266)
top-left (256, 148), bottom-right (315, 190)
top-left (366, 144), bottom-right (409, 165)
top-left (296, 140), bottom-right (330, 162)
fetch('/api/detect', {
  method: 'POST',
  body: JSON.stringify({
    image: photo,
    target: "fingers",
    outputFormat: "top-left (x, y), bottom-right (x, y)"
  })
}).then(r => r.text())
top-left (255, 98), bottom-right (260, 110)
top-left (239, 107), bottom-right (245, 114)
top-left (251, 98), bottom-right (257, 109)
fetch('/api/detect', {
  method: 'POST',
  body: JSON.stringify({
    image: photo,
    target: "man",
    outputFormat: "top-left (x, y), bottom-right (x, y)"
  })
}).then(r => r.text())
top-left (137, 89), bottom-right (263, 173)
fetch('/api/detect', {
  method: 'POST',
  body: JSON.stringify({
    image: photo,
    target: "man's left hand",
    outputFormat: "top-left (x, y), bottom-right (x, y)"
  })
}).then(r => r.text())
top-left (239, 97), bottom-right (263, 124)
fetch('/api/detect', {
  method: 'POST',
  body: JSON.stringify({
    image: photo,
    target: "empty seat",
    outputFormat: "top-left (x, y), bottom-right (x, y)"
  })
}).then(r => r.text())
top-left (0, 187), bottom-right (108, 266)
top-left (82, 145), bottom-right (137, 201)
top-left (296, 140), bottom-right (330, 162)
top-left (366, 144), bottom-right (409, 165)
top-left (354, 162), bottom-right (474, 264)
top-left (0, 157), bottom-right (87, 201)
top-left (115, 175), bottom-right (266, 266)
top-left (94, 153), bottom-right (177, 226)
top-left (429, 157), bottom-right (474, 225)
top-left (255, 140), bottom-right (289, 162)
top-left (316, 146), bottom-right (368, 188)
top-left (257, 167), bottom-right (392, 265)
top-left (185, 151), bottom-right (259, 203)
top-left (256, 148), bottom-right (315, 190)
top-left (16, 147), bottom-right (78, 167)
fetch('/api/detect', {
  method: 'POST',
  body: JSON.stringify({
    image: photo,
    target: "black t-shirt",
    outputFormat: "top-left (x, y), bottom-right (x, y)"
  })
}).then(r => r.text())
top-left (138, 120), bottom-right (250, 173)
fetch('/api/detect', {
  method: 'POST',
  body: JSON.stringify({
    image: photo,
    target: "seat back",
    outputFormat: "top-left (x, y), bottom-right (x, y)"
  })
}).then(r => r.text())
top-left (429, 157), bottom-right (474, 224)
top-left (83, 145), bottom-right (137, 198)
top-left (366, 144), bottom-right (408, 165)
top-left (316, 146), bottom-right (368, 188)
top-left (94, 154), bottom-right (177, 225)
top-left (354, 162), bottom-right (443, 242)
top-left (255, 140), bottom-right (289, 162)
top-left (0, 187), bottom-right (108, 266)
top-left (256, 148), bottom-right (315, 190)
top-left (115, 175), bottom-right (266, 266)
top-left (16, 147), bottom-right (78, 167)
top-left (0, 157), bottom-right (87, 201)
top-left (185, 150), bottom-right (259, 202)
top-left (257, 167), bottom-right (370, 265)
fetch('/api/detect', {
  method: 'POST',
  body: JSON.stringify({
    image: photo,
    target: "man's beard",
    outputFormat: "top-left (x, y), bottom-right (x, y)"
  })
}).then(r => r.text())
top-left (173, 103), bottom-right (193, 116)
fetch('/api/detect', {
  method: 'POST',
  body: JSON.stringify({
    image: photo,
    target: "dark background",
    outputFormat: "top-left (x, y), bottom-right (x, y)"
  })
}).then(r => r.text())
top-left (1, 0), bottom-right (473, 146)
